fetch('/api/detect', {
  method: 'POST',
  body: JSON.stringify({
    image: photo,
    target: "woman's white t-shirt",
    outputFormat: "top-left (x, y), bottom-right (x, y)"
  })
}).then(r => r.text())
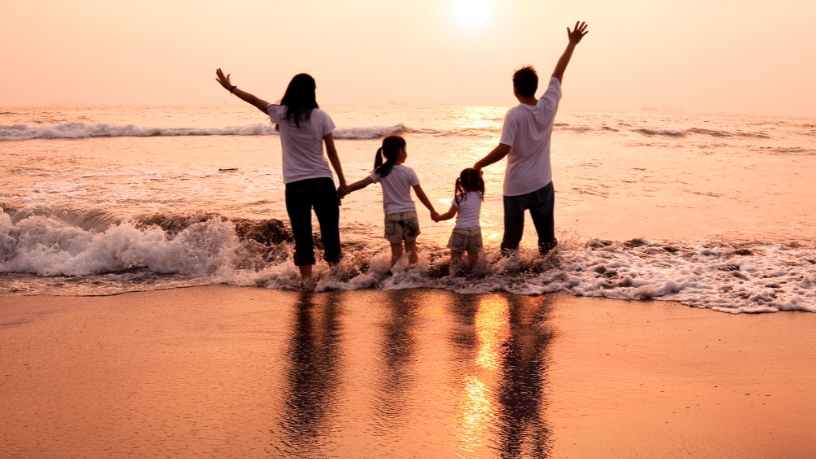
top-left (267, 104), bottom-right (335, 184)
top-left (368, 165), bottom-right (420, 216)
top-left (453, 192), bottom-right (482, 228)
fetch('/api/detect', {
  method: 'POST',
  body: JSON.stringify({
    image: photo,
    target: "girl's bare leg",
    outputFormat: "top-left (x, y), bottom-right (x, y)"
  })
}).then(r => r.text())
top-left (450, 250), bottom-right (463, 265)
top-left (405, 241), bottom-right (419, 264)
top-left (467, 252), bottom-right (480, 268)
top-left (299, 265), bottom-right (313, 279)
top-left (390, 243), bottom-right (404, 268)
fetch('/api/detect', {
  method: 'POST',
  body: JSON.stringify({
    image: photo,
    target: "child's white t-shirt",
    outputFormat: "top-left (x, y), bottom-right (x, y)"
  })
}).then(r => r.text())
top-left (369, 165), bottom-right (420, 216)
top-left (453, 192), bottom-right (482, 228)
top-left (267, 105), bottom-right (335, 184)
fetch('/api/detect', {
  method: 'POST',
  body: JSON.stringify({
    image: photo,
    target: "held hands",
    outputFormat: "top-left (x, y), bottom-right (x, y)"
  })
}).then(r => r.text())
top-left (567, 21), bottom-right (589, 45)
top-left (431, 211), bottom-right (441, 222)
top-left (215, 68), bottom-right (233, 91)
top-left (336, 185), bottom-right (349, 200)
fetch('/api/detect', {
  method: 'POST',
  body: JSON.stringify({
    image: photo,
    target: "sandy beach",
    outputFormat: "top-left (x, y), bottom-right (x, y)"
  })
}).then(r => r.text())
top-left (2, 287), bottom-right (814, 458)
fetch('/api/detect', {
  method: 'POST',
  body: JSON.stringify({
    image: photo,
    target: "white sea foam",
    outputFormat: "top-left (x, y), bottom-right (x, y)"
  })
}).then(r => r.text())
top-left (0, 122), bottom-right (404, 141)
top-left (1, 210), bottom-right (814, 314)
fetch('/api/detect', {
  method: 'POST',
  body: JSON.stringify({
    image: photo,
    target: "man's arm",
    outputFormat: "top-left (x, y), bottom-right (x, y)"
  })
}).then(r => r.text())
top-left (552, 21), bottom-right (589, 84)
top-left (215, 68), bottom-right (270, 114)
top-left (474, 144), bottom-right (512, 170)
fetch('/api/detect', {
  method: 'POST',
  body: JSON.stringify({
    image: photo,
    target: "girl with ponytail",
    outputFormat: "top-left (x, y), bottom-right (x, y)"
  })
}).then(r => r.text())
top-left (432, 168), bottom-right (486, 268)
top-left (340, 136), bottom-right (439, 269)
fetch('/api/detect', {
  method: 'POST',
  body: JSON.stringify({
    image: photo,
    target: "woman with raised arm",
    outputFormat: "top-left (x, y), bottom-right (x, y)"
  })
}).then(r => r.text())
top-left (215, 69), bottom-right (347, 279)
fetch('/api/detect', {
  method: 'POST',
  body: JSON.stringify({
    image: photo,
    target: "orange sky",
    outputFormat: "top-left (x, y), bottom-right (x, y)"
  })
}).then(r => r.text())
top-left (1, 0), bottom-right (815, 116)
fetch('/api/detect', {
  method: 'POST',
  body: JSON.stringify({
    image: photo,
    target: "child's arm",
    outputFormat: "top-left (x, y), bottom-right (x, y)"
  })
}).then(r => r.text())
top-left (412, 184), bottom-right (438, 219)
top-left (339, 177), bottom-right (374, 198)
top-left (434, 203), bottom-right (458, 222)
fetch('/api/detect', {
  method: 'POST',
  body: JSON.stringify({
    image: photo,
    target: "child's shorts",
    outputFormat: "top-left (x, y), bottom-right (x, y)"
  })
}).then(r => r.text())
top-left (384, 211), bottom-right (421, 244)
top-left (447, 226), bottom-right (483, 254)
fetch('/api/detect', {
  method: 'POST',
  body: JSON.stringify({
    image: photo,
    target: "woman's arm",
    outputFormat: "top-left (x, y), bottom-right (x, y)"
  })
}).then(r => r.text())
top-left (434, 203), bottom-right (458, 222)
top-left (413, 185), bottom-right (438, 218)
top-left (215, 68), bottom-right (270, 115)
top-left (324, 133), bottom-right (347, 190)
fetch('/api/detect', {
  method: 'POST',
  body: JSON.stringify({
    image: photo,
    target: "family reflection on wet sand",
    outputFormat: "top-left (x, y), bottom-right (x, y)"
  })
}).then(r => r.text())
top-left (272, 291), bottom-right (553, 458)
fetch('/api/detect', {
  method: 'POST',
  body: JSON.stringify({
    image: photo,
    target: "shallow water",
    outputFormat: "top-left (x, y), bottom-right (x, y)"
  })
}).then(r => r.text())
top-left (1, 105), bottom-right (815, 312)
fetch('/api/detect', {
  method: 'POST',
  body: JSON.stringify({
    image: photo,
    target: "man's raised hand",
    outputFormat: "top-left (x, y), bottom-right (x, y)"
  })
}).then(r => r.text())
top-left (567, 21), bottom-right (589, 45)
top-left (215, 68), bottom-right (233, 91)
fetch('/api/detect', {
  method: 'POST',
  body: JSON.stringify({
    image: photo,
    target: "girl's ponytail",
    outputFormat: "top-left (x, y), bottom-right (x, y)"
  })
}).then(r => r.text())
top-left (373, 135), bottom-right (406, 178)
top-left (454, 177), bottom-right (465, 204)
top-left (374, 147), bottom-right (385, 170)
top-left (455, 168), bottom-right (485, 204)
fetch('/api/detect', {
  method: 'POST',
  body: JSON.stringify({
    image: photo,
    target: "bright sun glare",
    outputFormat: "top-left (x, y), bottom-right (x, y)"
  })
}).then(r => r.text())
top-left (453, 0), bottom-right (491, 29)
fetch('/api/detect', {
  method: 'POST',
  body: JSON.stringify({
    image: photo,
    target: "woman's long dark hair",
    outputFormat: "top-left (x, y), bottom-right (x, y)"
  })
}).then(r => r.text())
top-left (373, 136), bottom-right (406, 178)
top-left (276, 73), bottom-right (318, 130)
top-left (455, 168), bottom-right (485, 204)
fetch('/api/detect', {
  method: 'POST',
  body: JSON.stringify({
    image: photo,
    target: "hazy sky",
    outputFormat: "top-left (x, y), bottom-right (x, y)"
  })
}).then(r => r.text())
top-left (2, 0), bottom-right (815, 116)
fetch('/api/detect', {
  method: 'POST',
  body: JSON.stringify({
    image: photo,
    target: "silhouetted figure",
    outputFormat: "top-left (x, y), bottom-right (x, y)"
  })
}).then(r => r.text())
top-left (215, 70), bottom-right (346, 279)
top-left (474, 22), bottom-right (590, 256)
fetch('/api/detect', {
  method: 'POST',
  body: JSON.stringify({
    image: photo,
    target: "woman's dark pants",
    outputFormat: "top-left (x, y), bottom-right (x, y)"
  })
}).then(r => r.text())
top-left (501, 182), bottom-right (558, 256)
top-left (285, 177), bottom-right (342, 267)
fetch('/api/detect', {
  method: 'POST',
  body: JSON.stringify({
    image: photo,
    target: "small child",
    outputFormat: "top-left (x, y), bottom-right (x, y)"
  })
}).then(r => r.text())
top-left (340, 135), bottom-right (438, 268)
top-left (433, 168), bottom-right (485, 268)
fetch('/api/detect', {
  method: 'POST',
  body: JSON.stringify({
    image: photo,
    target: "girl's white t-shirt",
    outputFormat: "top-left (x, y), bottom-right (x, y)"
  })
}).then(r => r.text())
top-left (369, 165), bottom-right (420, 216)
top-left (267, 105), bottom-right (335, 184)
top-left (453, 192), bottom-right (482, 228)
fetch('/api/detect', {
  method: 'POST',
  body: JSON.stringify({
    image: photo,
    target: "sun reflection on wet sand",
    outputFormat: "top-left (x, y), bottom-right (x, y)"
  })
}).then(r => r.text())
top-left (475, 297), bottom-right (511, 371)
top-left (454, 296), bottom-right (510, 455)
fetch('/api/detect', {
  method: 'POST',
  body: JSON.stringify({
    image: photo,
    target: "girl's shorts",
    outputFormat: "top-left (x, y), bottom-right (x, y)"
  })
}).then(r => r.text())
top-left (385, 211), bottom-right (421, 244)
top-left (447, 226), bottom-right (483, 254)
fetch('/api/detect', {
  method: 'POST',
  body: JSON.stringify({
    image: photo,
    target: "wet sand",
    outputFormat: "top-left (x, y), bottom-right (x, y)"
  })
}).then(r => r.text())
top-left (1, 287), bottom-right (814, 458)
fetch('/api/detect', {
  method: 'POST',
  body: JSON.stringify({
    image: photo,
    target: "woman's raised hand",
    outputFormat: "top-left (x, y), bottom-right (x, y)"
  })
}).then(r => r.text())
top-left (215, 68), bottom-right (233, 90)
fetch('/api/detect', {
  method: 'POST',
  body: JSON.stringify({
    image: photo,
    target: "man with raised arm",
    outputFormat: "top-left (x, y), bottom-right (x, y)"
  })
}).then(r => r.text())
top-left (474, 21), bottom-right (589, 256)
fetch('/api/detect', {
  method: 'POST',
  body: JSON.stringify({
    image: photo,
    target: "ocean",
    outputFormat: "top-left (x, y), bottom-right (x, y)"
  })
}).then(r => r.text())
top-left (1, 105), bottom-right (815, 313)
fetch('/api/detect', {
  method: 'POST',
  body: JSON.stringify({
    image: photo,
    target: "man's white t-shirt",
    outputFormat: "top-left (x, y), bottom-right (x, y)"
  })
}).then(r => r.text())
top-left (368, 165), bottom-right (420, 216)
top-left (499, 77), bottom-right (562, 196)
top-left (453, 192), bottom-right (482, 229)
top-left (267, 105), bottom-right (336, 184)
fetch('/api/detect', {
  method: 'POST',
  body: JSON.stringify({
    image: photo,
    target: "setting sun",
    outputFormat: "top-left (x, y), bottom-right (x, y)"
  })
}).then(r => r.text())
top-left (453, 0), bottom-right (491, 29)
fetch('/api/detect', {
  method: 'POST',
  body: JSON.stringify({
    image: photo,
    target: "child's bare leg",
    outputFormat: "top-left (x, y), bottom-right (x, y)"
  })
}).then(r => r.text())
top-left (405, 241), bottom-right (419, 264)
top-left (467, 252), bottom-right (480, 268)
top-left (390, 243), bottom-right (404, 268)
top-left (449, 250), bottom-right (463, 265)
top-left (299, 265), bottom-right (313, 279)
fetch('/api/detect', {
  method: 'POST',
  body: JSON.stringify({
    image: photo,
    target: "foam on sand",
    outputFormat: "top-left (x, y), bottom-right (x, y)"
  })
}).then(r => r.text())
top-left (1, 210), bottom-right (813, 313)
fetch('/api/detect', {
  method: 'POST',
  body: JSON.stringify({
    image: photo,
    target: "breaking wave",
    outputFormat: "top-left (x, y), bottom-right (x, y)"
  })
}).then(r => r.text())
top-left (1, 209), bottom-right (814, 314)
top-left (634, 127), bottom-right (770, 138)
top-left (0, 122), bottom-right (405, 141)
top-left (0, 120), bottom-right (792, 142)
